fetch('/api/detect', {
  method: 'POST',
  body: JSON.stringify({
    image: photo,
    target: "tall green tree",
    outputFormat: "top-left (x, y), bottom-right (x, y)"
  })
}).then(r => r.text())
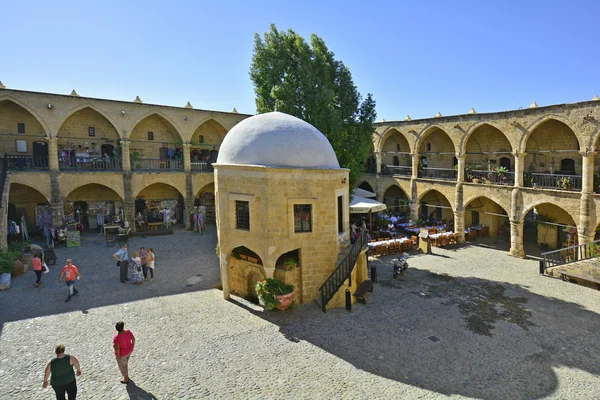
top-left (250, 24), bottom-right (377, 188)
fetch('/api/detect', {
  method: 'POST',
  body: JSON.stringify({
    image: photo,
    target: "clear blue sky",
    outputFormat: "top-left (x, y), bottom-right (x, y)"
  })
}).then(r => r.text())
top-left (2, 0), bottom-right (599, 121)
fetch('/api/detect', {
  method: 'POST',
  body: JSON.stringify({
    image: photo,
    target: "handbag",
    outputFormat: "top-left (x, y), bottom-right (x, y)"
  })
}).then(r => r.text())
top-left (42, 263), bottom-right (50, 274)
top-left (116, 261), bottom-right (121, 267)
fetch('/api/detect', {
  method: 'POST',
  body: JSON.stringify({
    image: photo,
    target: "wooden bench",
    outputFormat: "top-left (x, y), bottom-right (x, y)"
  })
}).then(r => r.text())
top-left (148, 222), bottom-right (165, 231)
top-left (353, 280), bottom-right (374, 304)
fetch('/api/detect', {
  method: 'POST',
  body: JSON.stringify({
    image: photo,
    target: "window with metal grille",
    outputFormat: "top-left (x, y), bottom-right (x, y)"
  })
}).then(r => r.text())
top-left (17, 123), bottom-right (25, 134)
top-left (148, 131), bottom-right (154, 141)
top-left (294, 204), bottom-right (312, 233)
top-left (235, 201), bottom-right (250, 230)
top-left (88, 127), bottom-right (95, 137)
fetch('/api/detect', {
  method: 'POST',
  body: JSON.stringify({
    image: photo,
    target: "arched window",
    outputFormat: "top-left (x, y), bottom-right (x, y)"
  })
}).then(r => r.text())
top-left (561, 158), bottom-right (575, 174)
top-left (396, 143), bottom-right (401, 152)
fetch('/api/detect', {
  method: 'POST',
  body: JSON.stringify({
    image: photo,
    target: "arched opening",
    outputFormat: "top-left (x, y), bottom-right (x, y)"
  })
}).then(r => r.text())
top-left (130, 114), bottom-right (184, 171)
top-left (358, 181), bottom-right (374, 193)
top-left (136, 183), bottom-right (185, 228)
top-left (383, 185), bottom-right (410, 216)
top-left (191, 119), bottom-right (227, 170)
top-left (58, 107), bottom-right (121, 171)
top-left (195, 183), bottom-right (216, 223)
top-left (0, 100), bottom-right (48, 170)
top-left (381, 129), bottom-right (411, 176)
top-left (419, 190), bottom-right (452, 225)
top-left (523, 203), bottom-right (577, 253)
top-left (8, 183), bottom-right (50, 239)
top-left (229, 246), bottom-right (265, 303)
top-left (525, 120), bottom-right (581, 191)
top-left (365, 142), bottom-right (376, 173)
top-left (65, 183), bottom-right (123, 232)
top-left (464, 124), bottom-right (513, 185)
top-left (418, 127), bottom-right (456, 181)
top-left (464, 197), bottom-right (510, 243)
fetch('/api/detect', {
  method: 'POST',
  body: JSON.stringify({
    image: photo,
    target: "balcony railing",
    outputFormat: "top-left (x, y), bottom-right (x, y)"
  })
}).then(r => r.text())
top-left (6, 154), bottom-right (49, 170)
top-left (131, 158), bottom-right (183, 171)
top-left (59, 157), bottom-right (121, 171)
top-left (524, 172), bottom-right (581, 191)
top-left (468, 170), bottom-right (515, 186)
top-left (191, 161), bottom-right (214, 172)
top-left (382, 165), bottom-right (412, 176)
top-left (419, 167), bottom-right (457, 181)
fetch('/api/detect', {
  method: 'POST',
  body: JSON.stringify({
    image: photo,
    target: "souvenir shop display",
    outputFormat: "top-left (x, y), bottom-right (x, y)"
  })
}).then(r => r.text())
top-left (66, 225), bottom-right (81, 247)
top-left (196, 191), bottom-right (215, 222)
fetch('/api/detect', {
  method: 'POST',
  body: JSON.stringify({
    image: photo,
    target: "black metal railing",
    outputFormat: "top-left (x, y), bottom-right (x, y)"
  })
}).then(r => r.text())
top-left (131, 158), bottom-right (183, 171)
top-left (524, 172), bottom-right (582, 191)
top-left (0, 154), bottom-right (8, 207)
top-left (468, 170), bottom-right (515, 185)
top-left (418, 167), bottom-right (457, 181)
top-left (319, 230), bottom-right (369, 312)
top-left (540, 239), bottom-right (600, 274)
top-left (6, 154), bottom-right (49, 170)
top-left (191, 161), bottom-right (214, 172)
top-left (59, 158), bottom-right (121, 171)
top-left (382, 165), bottom-right (412, 176)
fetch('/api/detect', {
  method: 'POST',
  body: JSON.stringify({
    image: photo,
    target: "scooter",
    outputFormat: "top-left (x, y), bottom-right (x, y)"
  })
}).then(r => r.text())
top-left (393, 253), bottom-right (409, 279)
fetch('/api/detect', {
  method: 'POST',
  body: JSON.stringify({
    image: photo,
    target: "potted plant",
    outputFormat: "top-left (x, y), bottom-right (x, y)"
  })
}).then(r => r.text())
top-left (255, 279), bottom-right (295, 310)
top-left (557, 176), bottom-right (573, 191)
top-left (0, 245), bottom-right (23, 290)
top-left (279, 258), bottom-right (297, 271)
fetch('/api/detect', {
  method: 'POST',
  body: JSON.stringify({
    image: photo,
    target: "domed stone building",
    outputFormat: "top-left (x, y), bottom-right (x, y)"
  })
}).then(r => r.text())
top-left (214, 112), bottom-right (363, 306)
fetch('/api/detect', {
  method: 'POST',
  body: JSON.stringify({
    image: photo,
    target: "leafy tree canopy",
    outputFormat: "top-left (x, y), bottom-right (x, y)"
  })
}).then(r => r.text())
top-left (250, 24), bottom-right (377, 188)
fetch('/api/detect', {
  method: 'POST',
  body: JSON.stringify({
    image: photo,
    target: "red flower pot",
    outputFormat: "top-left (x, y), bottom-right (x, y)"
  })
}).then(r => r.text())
top-left (275, 290), bottom-right (295, 310)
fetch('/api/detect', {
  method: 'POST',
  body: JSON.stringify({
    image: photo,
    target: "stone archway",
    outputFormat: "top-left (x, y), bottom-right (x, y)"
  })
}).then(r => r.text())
top-left (229, 246), bottom-right (266, 302)
top-left (522, 202), bottom-right (578, 252)
top-left (0, 100), bottom-right (48, 158)
top-left (464, 196), bottom-right (510, 238)
top-left (8, 183), bottom-right (50, 228)
top-left (195, 182), bottom-right (216, 222)
top-left (524, 119), bottom-right (581, 191)
top-left (130, 113), bottom-right (184, 165)
top-left (64, 183), bottom-right (123, 230)
top-left (418, 189), bottom-right (453, 222)
top-left (463, 123), bottom-right (513, 180)
top-left (358, 181), bottom-right (375, 194)
top-left (380, 128), bottom-right (411, 169)
top-left (416, 127), bottom-right (456, 179)
top-left (383, 184), bottom-right (410, 215)
top-left (136, 183), bottom-right (185, 226)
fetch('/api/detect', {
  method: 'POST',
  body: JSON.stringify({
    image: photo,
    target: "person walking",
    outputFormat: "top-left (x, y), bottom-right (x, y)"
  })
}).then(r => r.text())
top-left (146, 248), bottom-right (155, 281)
top-left (113, 321), bottom-right (135, 384)
top-left (114, 244), bottom-right (129, 283)
top-left (32, 252), bottom-right (43, 288)
top-left (58, 259), bottom-right (81, 303)
top-left (43, 344), bottom-right (81, 400)
top-left (139, 247), bottom-right (148, 280)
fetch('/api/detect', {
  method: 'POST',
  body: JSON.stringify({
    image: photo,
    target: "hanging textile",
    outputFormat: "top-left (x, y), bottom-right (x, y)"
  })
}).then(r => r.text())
top-left (20, 216), bottom-right (29, 241)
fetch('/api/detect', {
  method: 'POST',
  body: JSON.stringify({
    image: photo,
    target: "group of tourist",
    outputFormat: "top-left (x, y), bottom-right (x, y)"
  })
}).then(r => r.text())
top-left (113, 244), bottom-right (156, 284)
top-left (43, 321), bottom-right (136, 399)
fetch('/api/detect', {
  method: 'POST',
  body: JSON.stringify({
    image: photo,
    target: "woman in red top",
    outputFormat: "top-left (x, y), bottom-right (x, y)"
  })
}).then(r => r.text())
top-left (113, 321), bottom-right (135, 384)
top-left (32, 253), bottom-right (43, 288)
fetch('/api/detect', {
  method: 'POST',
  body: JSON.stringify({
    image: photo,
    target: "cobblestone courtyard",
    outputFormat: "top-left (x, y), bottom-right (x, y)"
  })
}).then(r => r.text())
top-left (1, 230), bottom-right (600, 399)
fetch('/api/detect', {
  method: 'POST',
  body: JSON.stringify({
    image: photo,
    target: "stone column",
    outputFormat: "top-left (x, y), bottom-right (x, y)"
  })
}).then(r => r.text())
top-left (581, 151), bottom-right (595, 194)
top-left (509, 220), bottom-right (525, 257)
top-left (456, 154), bottom-right (465, 183)
top-left (49, 171), bottom-right (64, 226)
top-left (183, 143), bottom-right (192, 172)
top-left (185, 174), bottom-right (195, 230)
top-left (375, 152), bottom-right (382, 174)
top-left (410, 201), bottom-right (419, 222)
top-left (47, 137), bottom-right (59, 171)
top-left (513, 151), bottom-right (525, 187)
top-left (120, 140), bottom-right (131, 172)
top-left (123, 200), bottom-right (135, 229)
top-left (219, 251), bottom-right (231, 300)
top-left (454, 210), bottom-right (465, 243)
top-left (411, 153), bottom-right (419, 179)
top-left (409, 177), bottom-right (418, 221)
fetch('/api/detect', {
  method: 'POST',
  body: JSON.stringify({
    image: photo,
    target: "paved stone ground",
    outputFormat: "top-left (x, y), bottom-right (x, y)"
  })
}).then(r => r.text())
top-left (1, 230), bottom-right (600, 399)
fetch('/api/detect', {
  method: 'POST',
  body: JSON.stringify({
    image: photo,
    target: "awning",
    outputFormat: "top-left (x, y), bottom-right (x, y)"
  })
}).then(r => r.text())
top-left (350, 195), bottom-right (387, 214)
top-left (353, 188), bottom-right (376, 198)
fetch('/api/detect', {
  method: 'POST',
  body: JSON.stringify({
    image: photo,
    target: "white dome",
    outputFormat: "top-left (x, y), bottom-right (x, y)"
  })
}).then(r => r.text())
top-left (216, 112), bottom-right (340, 169)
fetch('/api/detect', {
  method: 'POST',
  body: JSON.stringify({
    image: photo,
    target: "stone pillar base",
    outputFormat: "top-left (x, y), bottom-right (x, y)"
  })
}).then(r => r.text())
top-left (509, 220), bottom-right (525, 258)
top-left (51, 202), bottom-right (64, 227)
top-left (185, 199), bottom-right (195, 231)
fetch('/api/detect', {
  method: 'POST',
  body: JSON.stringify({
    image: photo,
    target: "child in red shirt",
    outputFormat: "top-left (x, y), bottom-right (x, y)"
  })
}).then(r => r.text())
top-left (58, 259), bottom-right (82, 302)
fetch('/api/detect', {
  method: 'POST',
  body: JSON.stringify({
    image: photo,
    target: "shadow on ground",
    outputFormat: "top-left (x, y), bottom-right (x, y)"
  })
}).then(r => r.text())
top-left (232, 260), bottom-right (600, 400)
top-left (0, 228), bottom-right (221, 334)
